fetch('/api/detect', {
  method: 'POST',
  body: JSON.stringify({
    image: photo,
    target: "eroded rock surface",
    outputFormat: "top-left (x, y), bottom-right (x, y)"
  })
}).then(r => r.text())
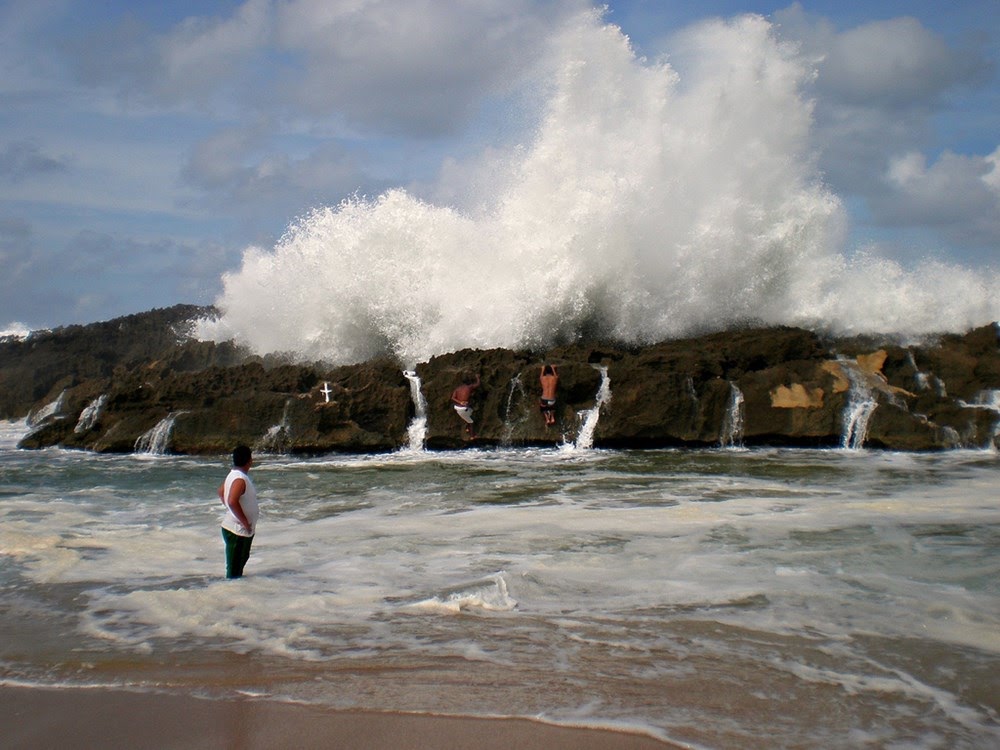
top-left (5, 307), bottom-right (998, 453)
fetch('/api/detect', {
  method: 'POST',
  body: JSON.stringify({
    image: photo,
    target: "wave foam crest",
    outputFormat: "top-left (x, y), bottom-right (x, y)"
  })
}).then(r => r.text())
top-left (196, 12), bottom-right (998, 365)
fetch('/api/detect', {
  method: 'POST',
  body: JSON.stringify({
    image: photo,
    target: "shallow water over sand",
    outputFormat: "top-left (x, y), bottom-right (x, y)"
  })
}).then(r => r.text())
top-left (1, 421), bottom-right (998, 748)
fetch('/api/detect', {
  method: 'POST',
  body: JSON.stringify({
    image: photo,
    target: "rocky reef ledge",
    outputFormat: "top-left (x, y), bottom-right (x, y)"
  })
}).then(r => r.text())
top-left (3, 305), bottom-right (998, 453)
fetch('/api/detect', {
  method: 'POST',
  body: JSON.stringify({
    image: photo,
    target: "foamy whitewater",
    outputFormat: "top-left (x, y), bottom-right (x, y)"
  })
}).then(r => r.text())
top-left (196, 12), bottom-right (998, 366)
top-left (2, 419), bottom-right (998, 749)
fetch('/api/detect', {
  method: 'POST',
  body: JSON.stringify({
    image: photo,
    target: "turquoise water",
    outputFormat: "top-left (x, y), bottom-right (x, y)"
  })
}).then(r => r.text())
top-left (1, 421), bottom-right (998, 749)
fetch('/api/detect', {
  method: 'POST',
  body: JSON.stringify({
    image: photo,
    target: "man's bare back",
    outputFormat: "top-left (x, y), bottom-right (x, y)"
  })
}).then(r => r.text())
top-left (451, 374), bottom-right (480, 406)
top-left (539, 365), bottom-right (558, 426)
top-left (540, 365), bottom-right (558, 400)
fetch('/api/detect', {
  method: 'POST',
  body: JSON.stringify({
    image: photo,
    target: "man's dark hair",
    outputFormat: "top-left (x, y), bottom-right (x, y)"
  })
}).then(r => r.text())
top-left (232, 445), bottom-right (252, 467)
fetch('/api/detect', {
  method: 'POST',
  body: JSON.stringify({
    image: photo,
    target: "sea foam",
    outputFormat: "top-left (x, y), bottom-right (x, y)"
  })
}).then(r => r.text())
top-left (196, 11), bottom-right (999, 365)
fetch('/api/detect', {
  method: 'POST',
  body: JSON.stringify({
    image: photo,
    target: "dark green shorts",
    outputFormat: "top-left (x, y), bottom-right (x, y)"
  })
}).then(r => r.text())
top-left (222, 528), bottom-right (254, 579)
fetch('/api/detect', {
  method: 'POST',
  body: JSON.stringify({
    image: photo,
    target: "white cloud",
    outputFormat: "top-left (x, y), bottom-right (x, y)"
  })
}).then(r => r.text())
top-left (773, 3), bottom-right (998, 254)
top-left (68, 0), bottom-right (580, 137)
top-left (819, 16), bottom-right (980, 109)
top-left (52, 231), bottom-right (234, 322)
top-left (73, 1), bottom-right (587, 219)
top-left (879, 148), bottom-right (1000, 247)
top-left (182, 128), bottom-right (265, 192)
top-left (270, 0), bottom-right (575, 135)
top-left (159, 0), bottom-right (273, 101)
top-left (0, 217), bottom-right (52, 326)
top-left (0, 0), bottom-right (71, 94)
top-left (0, 140), bottom-right (70, 181)
top-left (0, 217), bottom-right (34, 276)
top-left (775, 3), bottom-right (987, 99)
top-left (180, 125), bottom-right (373, 217)
top-left (983, 147), bottom-right (1000, 191)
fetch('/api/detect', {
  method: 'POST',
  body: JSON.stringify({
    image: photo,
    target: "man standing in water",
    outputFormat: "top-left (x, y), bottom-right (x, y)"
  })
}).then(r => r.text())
top-left (218, 445), bottom-right (258, 579)
top-left (539, 364), bottom-right (559, 427)
top-left (451, 373), bottom-right (480, 439)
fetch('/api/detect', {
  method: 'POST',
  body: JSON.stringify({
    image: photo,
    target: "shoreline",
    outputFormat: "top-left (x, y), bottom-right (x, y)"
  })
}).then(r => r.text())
top-left (2, 685), bottom-right (683, 749)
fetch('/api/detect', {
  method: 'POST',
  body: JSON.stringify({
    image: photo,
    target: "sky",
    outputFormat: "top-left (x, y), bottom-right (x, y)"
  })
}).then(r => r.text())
top-left (1, 0), bottom-right (997, 334)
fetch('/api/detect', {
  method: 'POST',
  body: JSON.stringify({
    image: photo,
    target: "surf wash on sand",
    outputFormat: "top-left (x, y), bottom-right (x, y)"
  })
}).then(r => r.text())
top-left (2, 421), bottom-right (999, 749)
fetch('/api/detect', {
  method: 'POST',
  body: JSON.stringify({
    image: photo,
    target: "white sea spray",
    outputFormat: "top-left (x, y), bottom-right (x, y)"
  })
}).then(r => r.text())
top-left (196, 12), bottom-right (998, 365)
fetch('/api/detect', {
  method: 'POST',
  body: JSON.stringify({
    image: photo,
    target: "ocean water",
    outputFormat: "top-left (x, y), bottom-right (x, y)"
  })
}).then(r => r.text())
top-left (2, 419), bottom-right (998, 749)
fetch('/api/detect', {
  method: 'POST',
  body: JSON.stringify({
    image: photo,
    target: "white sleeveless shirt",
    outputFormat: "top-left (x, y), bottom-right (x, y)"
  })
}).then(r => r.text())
top-left (220, 468), bottom-right (258, 537)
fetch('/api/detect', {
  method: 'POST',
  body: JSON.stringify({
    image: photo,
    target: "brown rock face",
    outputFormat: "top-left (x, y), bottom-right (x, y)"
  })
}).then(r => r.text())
top-left (6, 308), bottom-right (999, 454)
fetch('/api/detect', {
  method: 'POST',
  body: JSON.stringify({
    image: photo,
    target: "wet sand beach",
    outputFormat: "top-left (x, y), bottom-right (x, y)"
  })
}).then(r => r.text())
top-left (3, 686), bottom-right (680, 750)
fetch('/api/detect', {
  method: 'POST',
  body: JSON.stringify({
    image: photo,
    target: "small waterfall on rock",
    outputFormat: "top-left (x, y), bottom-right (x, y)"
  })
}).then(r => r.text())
top-left (982, 391), bottom-right (1000, 444)
top-left (958, 389), bottom-right (1000, 449)
top-left (74, 394), bottom-right (107, 434)
top-left (685, 375), bottom-right (702, 425)
top-left (959, 389), bottom-right (1000, 414)
top-left (719, 382), bottom-right (745, 448)
top-left (573, 365), bottom-right (612, 450)
top-left (840, 364), bottom-right (878, 450)
top-left (685, 377), bottom-right (698, 403)
top-left (402, 370), bottom-right (428, 451)
top-left (907, 350), bottom-right (930, 392)
top-left (135, 412), bottom-right (183, 454)
top-left (907, 349), bottom-right (947, 397)
top-left (501, 374), bottom-right (529, 447)
top-left (257, 399), bottom-right (294, 453)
